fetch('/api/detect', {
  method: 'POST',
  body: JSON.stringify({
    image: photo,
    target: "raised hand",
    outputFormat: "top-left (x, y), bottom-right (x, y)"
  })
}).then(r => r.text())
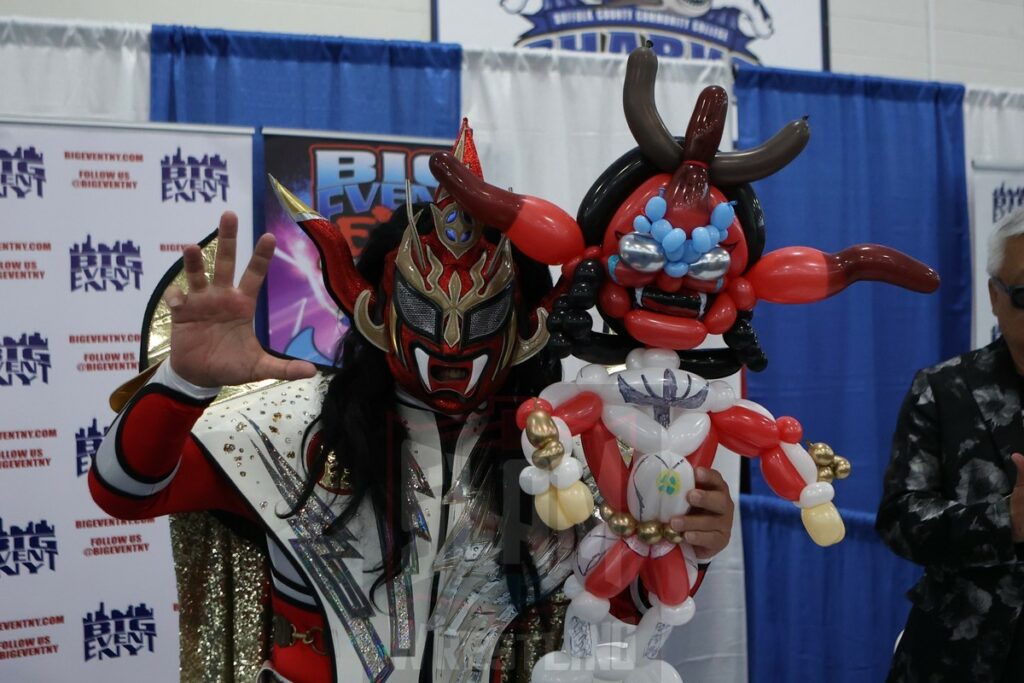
top-left (163, 211), bottom-right (317, 388)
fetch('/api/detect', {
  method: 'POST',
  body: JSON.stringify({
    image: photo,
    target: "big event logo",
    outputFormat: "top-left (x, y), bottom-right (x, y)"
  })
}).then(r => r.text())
top-left (264, 136), bottom-right (448, 365)
top-left (459, 0), bottom-right (781, 64)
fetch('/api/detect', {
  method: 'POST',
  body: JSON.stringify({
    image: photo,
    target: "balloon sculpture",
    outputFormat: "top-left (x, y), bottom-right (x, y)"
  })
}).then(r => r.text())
top-left (427, 46), bottom-right (940, 682)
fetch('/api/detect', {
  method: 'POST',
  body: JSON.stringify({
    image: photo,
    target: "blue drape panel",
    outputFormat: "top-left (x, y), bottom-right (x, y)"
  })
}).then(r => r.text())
top-left (735, 68), bottom-right (971, 515)
top-left (742, 495), bottom-right (922, 683)
top-left (150, 25), bottom-right (461, 137)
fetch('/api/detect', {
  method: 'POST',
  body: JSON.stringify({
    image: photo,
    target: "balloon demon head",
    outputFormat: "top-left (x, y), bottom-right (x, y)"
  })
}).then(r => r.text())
top-left (566, 46), bottom-right (940, 373)
top-left (270, 120), bottom-right (582, 414)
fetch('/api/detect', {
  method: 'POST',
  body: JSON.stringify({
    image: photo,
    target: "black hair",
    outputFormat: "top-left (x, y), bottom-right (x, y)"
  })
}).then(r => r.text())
top-left (287, 204), bottom-right (561, 609)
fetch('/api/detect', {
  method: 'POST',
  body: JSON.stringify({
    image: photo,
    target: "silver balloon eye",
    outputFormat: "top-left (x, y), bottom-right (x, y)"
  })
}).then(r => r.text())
top-left (618, 233), bottom-right (666, 274)
top-left (687, 247), bottom-right (731, 281)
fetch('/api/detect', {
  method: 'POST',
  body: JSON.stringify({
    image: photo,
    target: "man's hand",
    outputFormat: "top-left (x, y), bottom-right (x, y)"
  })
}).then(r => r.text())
top-left (1011, 453), bottom-right (1024, 543)
top-left (164, 211), bottom-right (317, 388)
top-left (669, 467), bottom-right (735, 560)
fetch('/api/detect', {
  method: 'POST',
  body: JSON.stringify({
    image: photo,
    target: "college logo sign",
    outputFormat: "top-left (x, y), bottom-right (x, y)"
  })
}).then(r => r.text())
top-left (0, 518), bottom-right (58, 576)
top-left (82, 602), bottom-right (156, 661)
top-left (0, 146), bottom-right (46, 199)
top-left (499, 0), bottom-right (772, 62)
top-left (160, 148), bottom-right (229, 202)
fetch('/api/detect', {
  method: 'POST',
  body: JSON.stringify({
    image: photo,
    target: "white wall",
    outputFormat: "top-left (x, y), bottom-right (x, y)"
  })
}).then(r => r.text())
top-left (6, 0), bottom-right (1024, 89)
top-left (829, 0), bottom-right (1024, 88)
top-left (1, 0), bottom-right (430, 41)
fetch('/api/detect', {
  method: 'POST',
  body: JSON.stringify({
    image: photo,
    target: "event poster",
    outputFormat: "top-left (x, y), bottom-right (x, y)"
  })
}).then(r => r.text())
top-left (970, 162), bottom-right (1024, 349)
top-left (434, 0), bottom-right (826, 70)
top-left (0, 119), bottom-right (253, 682)
top-left (263, 129), bottom-right (450, 364)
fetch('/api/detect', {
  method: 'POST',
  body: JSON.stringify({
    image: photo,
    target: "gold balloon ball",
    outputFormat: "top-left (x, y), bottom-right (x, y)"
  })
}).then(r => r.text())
top-left (662, 525), bottom-right (683, 545)
top-left (817, 466), bottom-right (835, 483)
top-left (636, 520), bottom-right (663, 545)
top-left (599, 504), bottom-right (615, 521)
top-left (832, 456), bottom-right (852, 480)
top-left (608, 512), bottom-right (637, 537)
top-left (526, 411), bottom-right (559, 448)
top-left (808, 442), bottom-right (835, 466)
top-left (532, 440), bottom-right (565, 470)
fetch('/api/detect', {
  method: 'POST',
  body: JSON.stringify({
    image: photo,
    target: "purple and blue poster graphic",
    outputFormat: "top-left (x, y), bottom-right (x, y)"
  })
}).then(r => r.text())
top-left (263, 131), bottom-right (449, 365)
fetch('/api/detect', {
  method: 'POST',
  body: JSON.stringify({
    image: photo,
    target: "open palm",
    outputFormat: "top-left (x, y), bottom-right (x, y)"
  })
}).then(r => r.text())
top-left (164, 211), bottom-right (317, 388)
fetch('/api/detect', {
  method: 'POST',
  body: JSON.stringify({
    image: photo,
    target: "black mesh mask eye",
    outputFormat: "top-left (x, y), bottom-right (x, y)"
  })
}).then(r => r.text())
top-left (464, 286), bottom-right (513, 344)
top-left (393, 275), bottom-right (441, 341)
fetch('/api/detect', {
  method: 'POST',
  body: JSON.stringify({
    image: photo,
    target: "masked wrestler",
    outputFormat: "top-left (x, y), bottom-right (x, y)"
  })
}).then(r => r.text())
top-left (88, 122), bottom-right (736, 683)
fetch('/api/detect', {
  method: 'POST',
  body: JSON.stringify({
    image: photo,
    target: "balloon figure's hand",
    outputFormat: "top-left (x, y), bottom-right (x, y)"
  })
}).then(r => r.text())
top-left (801, 501), bottom-right (845, 546)
top-left (547, 259), bottom-right (603, 359)
top-left (518, 409), bottom-right (594, 530)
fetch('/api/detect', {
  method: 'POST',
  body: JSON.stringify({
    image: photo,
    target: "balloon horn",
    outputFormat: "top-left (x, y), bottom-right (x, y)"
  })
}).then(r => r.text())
top-left (428, 152), bottom-right (583, 265)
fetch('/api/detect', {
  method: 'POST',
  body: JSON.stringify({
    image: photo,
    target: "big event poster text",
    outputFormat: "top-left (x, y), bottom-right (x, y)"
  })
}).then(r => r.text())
top-left (263, 131), bottom-right (450, 365)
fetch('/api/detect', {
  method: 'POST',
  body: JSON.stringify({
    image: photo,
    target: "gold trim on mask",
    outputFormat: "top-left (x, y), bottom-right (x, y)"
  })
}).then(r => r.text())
top-left (394, 230), bottom-right (514, 350)
top-left (512, 308), bottom-right (550, 365)
top-left (353, 289), bottom-right (388, 351)
top-left (431, 203), bottom-right (481, 258)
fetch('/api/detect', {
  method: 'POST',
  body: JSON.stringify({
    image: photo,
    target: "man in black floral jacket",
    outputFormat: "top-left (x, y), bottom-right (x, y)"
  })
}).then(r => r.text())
top-left (878, 208), bottom-right (1024, 682)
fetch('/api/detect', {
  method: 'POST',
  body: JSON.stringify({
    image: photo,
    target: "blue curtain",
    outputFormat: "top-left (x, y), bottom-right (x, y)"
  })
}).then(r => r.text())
top-left (742, 495), bottom-right (922, 683)
top-left (735, 68), bottom-right (971, 515)
top-left (150, 25), bottom-right (461, 137)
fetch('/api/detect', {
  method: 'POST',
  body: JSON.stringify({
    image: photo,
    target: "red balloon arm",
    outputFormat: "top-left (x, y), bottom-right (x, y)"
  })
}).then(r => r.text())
top-left (710, 406), bottom-right (780, 455)
top-left (580, 421), bottom-right (631, 512)
top-left (429, 151), bottom-right (583, 265)
top-left (760, 446), bottom-right (806, 501)
top-left (747, 245), bottom-right (940, 304)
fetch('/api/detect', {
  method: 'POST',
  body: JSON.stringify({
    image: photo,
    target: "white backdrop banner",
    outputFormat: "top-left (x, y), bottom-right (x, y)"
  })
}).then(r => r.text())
top-left (462, 48), bottom-right (747, 683)
top-left (0, 118), bottom-right (252, 682)
top-left (0, 18), bottom-right (151, 122)
top-left (969, 163), bottom-right (1024, 348)
top-left (963, 86), bottom-right (1024, 349)
top-left (438, 1), bottom-right (825, 69)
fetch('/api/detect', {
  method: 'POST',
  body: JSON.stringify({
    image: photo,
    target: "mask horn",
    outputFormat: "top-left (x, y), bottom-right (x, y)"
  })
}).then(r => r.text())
top-left (429, 152), bottom-right (583, 265)
top-left (268, 175), bottom-right (375, 317)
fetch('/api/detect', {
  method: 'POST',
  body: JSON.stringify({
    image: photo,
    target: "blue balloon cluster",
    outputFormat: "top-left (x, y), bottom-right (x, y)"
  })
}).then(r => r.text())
top-left (632, 195), bottom-right (736, 278)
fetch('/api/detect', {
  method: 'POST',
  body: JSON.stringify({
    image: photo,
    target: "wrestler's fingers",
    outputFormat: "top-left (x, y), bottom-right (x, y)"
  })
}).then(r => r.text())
top-left (211, 211), bottom-right (239, 288)
top-left (686, 487), bottom-right (731, 515)
top-left (670, 513), bottom-right (728, 534)
top-left (182, 244), bottom-right (208, 292)
top-left (253, 353), bottom-right (317, 382)
top-left (682, 530), bottom-right (725, 550)
top-left (163, 283), bottom-right (186, 311)
top-left (694, 466), bottom-right (727, 491)
top-left (238, 233), bottom-right (277, 299)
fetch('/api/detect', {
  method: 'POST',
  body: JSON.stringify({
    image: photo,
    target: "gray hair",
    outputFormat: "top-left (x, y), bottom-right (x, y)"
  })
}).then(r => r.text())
top-left (988, 208), bottom-right (1024, 277)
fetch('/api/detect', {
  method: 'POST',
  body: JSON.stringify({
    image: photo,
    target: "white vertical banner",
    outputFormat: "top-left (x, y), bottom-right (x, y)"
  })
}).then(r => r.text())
top-left (969, 162), bottom-right (1024, 349)
top-left (0, 119), bottom-right (253, 682)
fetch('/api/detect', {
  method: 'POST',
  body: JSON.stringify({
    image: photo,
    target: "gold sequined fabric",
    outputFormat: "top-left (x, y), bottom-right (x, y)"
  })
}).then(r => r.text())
top-left (494, 589), bottom-right (569, 683)
top-left (171, 512), bottom-right (271, 682)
